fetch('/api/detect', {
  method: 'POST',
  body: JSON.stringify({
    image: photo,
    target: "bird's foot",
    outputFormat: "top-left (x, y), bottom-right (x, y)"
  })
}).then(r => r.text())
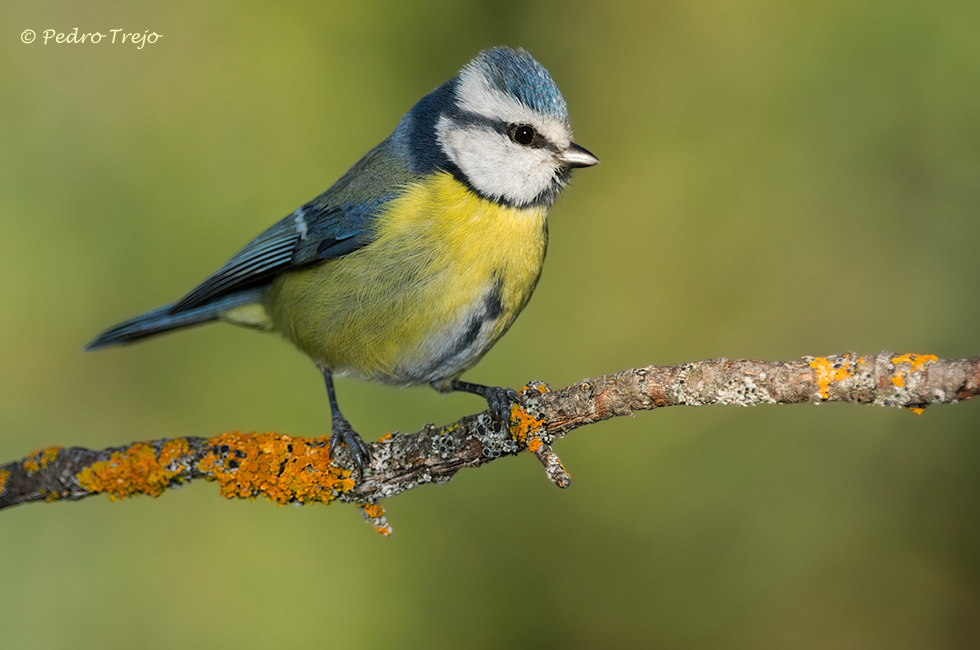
top-left (483, 386), bottom-right (524, 427)
top-left (448, 379), bottom-right (526, 429)
top-left (330, 416), bottom-right (372, 476)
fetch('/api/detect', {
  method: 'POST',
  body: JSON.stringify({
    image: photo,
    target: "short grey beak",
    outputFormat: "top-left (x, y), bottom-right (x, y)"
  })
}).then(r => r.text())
top-left (561, 142), bottom-right (600, 168)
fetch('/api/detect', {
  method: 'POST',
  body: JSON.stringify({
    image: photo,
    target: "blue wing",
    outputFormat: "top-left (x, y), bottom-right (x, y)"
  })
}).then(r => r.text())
top-left (85, 135), bottom-right (422, 350)
top-left (170, 199), bottom-right (386, 313)
top-left (169, 142), bottom-right (411, 314)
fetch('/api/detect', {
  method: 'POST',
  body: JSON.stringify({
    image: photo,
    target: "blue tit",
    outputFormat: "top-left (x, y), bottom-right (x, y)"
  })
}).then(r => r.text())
top-left (86, 46), bottom-right (598, 473)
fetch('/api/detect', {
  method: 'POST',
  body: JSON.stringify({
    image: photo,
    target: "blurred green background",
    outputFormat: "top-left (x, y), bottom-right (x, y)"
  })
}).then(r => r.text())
top-left (2, 0), bottom-right (978, 648)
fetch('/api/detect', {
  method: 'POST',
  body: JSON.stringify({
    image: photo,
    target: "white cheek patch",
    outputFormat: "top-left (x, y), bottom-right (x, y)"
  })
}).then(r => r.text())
top-left (436, 62), bottom-right (579, 206)
top-left (437, 115), bottom-right (556, 206)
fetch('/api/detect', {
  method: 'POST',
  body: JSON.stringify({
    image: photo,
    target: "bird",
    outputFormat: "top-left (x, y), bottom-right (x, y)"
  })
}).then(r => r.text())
top-left (86, 46), bottom-right (598, 474)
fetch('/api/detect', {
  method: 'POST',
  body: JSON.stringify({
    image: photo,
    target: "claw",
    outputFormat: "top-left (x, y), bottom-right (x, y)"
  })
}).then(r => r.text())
top-left (485, 386), bottom-right (523, 426)
top-left (330, 416), bottom-right (371, 475)
top-left (449, 380), bottom-right (526, 429)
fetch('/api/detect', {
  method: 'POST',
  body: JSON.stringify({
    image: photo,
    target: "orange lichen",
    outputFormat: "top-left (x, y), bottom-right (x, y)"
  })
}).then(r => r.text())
top-left (908, 406), bottom-right (926, 415)
top-left (0, 469), bottom-right (9, 494)
top-left (892, 353), bottom-right (938, 373)
top-left (376, 433), bottom-right (394, 443)
top-left (159, 438), bottom-right (191, 466)
top-left (197, 431), bottom-right (355, 505)
top-left (889, 354), bottom-right (937, 391)
top-left (76, 441), bottom-right (188, 500)
top-left (528, 437), bottom-right (544, 453)
top-left (892, 353), bottom-right (938, 370)
top-left (509, 403), bottom-right (545, 445)
top-left (23, 447), bottom-right (61, 475)
top-left (359, 502), bottom-right (392, 537)
top-left (809, 355), bottom-right (855, 400)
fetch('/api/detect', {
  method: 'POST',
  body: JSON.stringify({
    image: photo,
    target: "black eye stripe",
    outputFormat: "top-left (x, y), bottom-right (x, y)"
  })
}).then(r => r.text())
top-left (449, 109), bottom-right (557, 151)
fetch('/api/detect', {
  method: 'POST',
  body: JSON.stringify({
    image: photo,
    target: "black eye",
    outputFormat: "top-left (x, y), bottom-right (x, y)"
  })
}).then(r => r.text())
top-left (510, 124), bottom-right (536, 146)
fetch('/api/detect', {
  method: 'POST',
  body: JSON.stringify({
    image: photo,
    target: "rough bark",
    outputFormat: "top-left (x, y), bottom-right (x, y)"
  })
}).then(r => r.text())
top-left (2, 352), bottom-right (976, 534)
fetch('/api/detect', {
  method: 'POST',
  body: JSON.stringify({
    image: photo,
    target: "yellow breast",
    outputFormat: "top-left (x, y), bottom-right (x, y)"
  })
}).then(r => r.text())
top-left (264, 172), bottom-right (548, 385)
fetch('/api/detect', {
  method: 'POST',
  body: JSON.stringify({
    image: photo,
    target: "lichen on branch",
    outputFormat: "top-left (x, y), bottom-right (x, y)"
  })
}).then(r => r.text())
top-left (1, 352), bottom-right (976, 534)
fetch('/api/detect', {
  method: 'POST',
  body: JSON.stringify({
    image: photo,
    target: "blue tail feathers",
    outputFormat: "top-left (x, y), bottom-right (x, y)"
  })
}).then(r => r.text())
top-left (85, 290), bottom-right (263, 350)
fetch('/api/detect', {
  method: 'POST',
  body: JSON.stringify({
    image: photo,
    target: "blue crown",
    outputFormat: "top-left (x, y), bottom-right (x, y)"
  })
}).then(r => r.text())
top-left (473, 47), bottom-right (569, 123)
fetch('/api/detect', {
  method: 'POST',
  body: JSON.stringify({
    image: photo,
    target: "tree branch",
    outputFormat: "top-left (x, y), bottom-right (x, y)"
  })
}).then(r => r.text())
top-left (2, 352), bottom-right (976, 534)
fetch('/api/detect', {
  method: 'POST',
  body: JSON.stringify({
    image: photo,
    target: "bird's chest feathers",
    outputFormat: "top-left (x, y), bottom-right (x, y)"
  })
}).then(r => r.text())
top-left (380, 173), bottom-right (548, 302)
top-left (273, 173), bottom-right (548, 383)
